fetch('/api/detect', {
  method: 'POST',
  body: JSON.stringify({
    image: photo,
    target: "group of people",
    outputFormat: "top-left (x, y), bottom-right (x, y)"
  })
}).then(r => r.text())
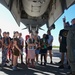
top-left (0, 29), bottom-right (53, 70)
top-left (25, 30), bottom-right (53, 67)
top-left (0, 18), bottom-right (75, 75)
top-left (0, 31), bottom-right (24, 70)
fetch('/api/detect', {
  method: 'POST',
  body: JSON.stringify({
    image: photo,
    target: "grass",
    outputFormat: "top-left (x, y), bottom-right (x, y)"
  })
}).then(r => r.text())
top-left (53, 46), bottom-right (59, 48)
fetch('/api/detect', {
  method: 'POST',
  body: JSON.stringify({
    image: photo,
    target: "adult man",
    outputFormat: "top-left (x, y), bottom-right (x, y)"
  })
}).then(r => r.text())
top-left (59, 28), bottom-right (68, 68)
top-left (19, 33), bottom-right (24, 64)
top-left (64, 18), bottom-right (75, 75)
top-left (47, 30), bottom-right (53, 64)
top-left (2, 32), bottom-right (10, 66)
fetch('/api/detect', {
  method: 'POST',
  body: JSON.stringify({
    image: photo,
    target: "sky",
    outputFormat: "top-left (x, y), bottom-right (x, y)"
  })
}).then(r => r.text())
top-left (0, 4), bottom-right (75, 46)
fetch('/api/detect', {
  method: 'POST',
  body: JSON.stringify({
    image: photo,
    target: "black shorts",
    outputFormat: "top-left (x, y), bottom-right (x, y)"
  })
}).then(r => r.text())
top-left (60, 44), bottom-right (67, 53)
top-left (40, 48), bottom-right (47, 54)
top-left (47, 46), bottom-right (52, 50)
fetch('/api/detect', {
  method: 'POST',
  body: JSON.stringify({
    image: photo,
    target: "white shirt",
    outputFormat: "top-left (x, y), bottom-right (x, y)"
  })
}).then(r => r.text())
top-left (47, 35), bottom-right (53, 46)
top-left (19, 37), bottom-right (24, 45)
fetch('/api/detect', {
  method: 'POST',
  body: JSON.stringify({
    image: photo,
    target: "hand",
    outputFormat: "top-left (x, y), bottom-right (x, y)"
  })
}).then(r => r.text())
top-left (63, 17), bottom-right (66, 22)
top-left (20, 51), bottom-right (23, 55)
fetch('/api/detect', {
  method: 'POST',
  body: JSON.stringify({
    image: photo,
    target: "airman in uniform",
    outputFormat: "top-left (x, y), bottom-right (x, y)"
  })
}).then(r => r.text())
top-left (63, 18), bottom-right (75, 75)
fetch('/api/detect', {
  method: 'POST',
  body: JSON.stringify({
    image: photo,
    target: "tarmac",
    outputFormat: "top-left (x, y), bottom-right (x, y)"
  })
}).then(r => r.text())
top-left (0, 48), bottom-right (70, 75)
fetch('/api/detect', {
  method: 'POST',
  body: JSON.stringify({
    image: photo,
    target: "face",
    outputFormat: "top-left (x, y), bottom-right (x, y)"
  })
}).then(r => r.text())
top-left (47, 31), bottom-right (51, 35)
top-left (71, 19), bottom-right (75, 25)
top-left (34, 35), bottom-right (37, 40)
top-left (13, 40), bottom-right (17, 45)
top-left (30, 33), bottom-right (34, 38)
top-left (19, 33), bottom-right (22, 37)
top-left (14, 32), bottom-right (19, 38)
top-left (3, 32), bottom-right (6, 37)
top-left (43, 34), bottom-right (46, 38)
top-left (6, 33), bottom-right (9, 37)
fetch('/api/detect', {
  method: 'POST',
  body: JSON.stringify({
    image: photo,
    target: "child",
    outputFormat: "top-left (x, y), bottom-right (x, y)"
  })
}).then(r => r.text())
top-left (27, 33), bottom-right (36, 67)
top-left (12, 38), bottom-right (21, 70)
top-left (40, 34), bottom-right (48, 66)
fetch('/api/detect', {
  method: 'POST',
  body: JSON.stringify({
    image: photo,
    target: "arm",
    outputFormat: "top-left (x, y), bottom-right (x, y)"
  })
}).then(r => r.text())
top-left (63, 17), bottom-right (71, 30)
top-left (14, 44), bottom-right (21, 52)
top-left (59, 36), bottom-right (62, 43)
top-left (22, 38), bottom-right (24, 47)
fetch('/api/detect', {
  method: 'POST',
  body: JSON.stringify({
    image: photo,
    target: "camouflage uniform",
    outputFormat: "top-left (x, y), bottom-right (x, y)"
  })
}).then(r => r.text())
top-left (2, 37), bottom-right (10, 65)
top-left (65, 25), bottom-right (75, 72)
top-left (2, 47), bottom-right (8, 65)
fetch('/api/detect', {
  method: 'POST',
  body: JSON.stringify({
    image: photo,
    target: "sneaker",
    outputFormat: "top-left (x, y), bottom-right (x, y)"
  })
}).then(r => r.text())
top-left (58, 61), bottom-right (61, 64)
top-left (27, 63), bottom-right (30, 67)
top-left (44, 63), bottom-right (46, 66)
top-left (6, 60), bottom-right (9, 63)
top-left (35, 62), bottom-right (39, 66)
top-left (21, 62), bottom-right (25, 65)
top-left (40, 62), bottom-right (42, 65)
top-left (59, 65), bottom-right (64, 69)
top-left (50, 61), bottom-right (53, 64)
top-left (31, 65), bottom-right (35, 68)
top-left (2, 64), bottom-right (7, 67)
top-left (12, 66), bottom-right (18, 71)
top-left (68, 65), bottom-right (71, 69)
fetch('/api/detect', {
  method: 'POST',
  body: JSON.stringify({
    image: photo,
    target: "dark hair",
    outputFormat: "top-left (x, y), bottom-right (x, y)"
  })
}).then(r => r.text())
top-left (72, 18), bottom-right (75, 21)
top-left (7, 32), bottom-right (9, 34)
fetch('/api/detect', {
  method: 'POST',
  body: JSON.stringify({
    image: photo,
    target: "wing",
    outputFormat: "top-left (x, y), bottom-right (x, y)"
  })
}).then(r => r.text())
top-left (0, 0), bottom-right (21, 26)
top-left (0, 0), bottom-right (9, 8)
top-left (48, 0), bottom-right (75, 27)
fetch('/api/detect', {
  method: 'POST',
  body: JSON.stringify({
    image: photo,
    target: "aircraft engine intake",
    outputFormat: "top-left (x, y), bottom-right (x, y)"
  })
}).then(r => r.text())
top-left (22, 0), bottom-right (50, 17)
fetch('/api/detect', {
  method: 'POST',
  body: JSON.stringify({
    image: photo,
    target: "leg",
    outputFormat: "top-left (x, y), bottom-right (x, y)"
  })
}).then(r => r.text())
top-left (67, 48), bottom-right (75, 74)
top-left (31, 59), bottom-right (35, 67)
top-left (21, 55), bottom-right (23, 63)
top-left (59, 52), bottom-right (64, 68)
top-left (41, 54), bottom-right (43, 65)
top-left (49, 50), bottom-right (52, 63)
top-left (61, 53), bottom-right (64, 65)
top-left (36, 54), bottom-right (38, 62)
top-left (26, 54), bottom-right (28, 64)
top-left (2, 48), bottom-right (7, 65)
top-left (12, 55), bottom-right (18, 70)
top-left (13, 55), bottom-right (18, 67)
top-left (44, 54), bottom-right (46, 65)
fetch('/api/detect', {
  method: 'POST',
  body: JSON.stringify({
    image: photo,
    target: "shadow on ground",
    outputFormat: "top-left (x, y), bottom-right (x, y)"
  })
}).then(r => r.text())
top-left (0, 62), bottom-right (70, 75)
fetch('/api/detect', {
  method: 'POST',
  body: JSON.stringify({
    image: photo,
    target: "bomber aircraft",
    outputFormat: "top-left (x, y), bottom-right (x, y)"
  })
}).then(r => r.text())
top-left (0, 0), bottom-right (75, 34)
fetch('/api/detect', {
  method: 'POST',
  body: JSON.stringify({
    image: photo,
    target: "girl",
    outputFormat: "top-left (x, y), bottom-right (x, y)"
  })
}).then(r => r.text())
top-left (40, 34), bottom-right (48, 66)
top-left (12, 38), bottom-right (21, 70)
top-left (27, 33), bottom-right (36, 67)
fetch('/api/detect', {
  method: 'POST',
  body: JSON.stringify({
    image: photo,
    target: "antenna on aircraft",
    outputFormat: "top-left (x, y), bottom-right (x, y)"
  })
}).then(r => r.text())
top-left (48, 24), bottom-right (55, 31)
